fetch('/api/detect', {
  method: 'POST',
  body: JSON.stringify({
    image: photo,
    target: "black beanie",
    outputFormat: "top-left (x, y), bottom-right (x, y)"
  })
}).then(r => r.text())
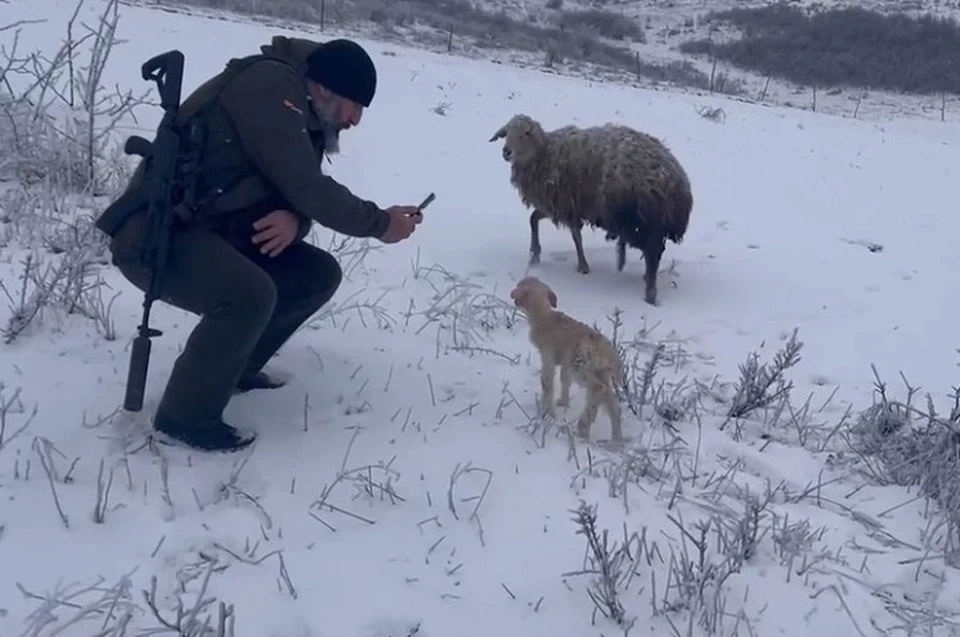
top-left (304, 39), bottom-right (377, 108)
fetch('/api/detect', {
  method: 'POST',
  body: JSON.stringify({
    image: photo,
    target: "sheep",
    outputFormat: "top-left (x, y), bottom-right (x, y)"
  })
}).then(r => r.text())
top-left (510, 275), bottom-right (623, 445)
top-left (489, 113), bottom-right (693, 305)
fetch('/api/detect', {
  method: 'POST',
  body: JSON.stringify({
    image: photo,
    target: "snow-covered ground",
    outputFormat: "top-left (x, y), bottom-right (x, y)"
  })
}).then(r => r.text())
top-left (3, 0), bottom-right (960, 635)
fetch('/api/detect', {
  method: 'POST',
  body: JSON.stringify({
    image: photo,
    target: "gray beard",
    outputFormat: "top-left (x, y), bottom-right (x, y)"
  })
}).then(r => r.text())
top-left (311, 98), bottom-right (343, 155)
top-left (320, 124), bottom-right (341, 155)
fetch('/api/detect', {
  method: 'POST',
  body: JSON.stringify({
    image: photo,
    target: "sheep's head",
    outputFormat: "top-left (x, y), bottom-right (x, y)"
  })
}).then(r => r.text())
top-left (510, 276), bottom-right (558, 313)
top-left (489, 114), bottom-right (546, 164)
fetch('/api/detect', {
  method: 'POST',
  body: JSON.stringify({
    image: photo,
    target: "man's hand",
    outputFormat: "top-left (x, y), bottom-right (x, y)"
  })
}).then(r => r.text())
top-left (379, 205), bottom-right (423, 244)
top-left (252, 209), bottom-right (301, 257)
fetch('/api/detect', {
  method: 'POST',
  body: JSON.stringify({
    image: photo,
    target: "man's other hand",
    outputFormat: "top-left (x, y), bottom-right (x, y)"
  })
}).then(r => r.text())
top-left (379, 205), bottom-right (423, 244)
top-left (252, 209), bottom-right (300, 257)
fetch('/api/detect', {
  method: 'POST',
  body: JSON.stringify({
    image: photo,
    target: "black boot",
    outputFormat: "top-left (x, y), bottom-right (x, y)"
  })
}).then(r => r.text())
top-left (234, 371), bottom-right (287, 394)
top-left (153, 409), bottom-right (256, 452)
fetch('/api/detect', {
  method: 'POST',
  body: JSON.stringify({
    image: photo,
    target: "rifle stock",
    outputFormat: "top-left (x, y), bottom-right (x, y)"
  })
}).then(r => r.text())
top-left (122, 49), bottom-right (186, 413)
top-left (142, 50), bottom-right (184, 110)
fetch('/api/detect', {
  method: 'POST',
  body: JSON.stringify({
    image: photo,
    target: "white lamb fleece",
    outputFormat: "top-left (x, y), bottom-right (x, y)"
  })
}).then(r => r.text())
top-left (510, 276), bottom-right (623, 444)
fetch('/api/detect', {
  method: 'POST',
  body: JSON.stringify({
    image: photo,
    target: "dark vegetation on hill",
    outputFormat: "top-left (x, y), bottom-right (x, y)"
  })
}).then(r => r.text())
top-left (681, 3), bottom-right (960, 95)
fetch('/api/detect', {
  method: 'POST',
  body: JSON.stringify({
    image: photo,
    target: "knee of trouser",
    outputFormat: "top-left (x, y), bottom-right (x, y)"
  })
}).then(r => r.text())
top-left (232, 268), bottom-right (278, 325)
top-left (326, 255), bottom-right (344, 294)
top-left (308, 249), bottom-right (344, 307)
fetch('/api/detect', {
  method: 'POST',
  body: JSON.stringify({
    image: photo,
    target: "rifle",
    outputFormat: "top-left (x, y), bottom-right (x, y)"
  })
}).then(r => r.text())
top-left (121, 50), bottom-right (187, 412)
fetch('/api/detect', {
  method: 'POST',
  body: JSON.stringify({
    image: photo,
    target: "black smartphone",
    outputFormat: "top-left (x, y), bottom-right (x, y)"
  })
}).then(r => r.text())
top-left (407, 192), bottom-right (435, 218)
top-left (417, 192), bottom-right (435, 212)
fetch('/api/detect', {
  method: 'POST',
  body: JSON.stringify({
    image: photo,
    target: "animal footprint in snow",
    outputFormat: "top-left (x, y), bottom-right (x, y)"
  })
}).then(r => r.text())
top-left (810, 374), bottom-right (831, 386)
top-left (841, 237), bottom-right (884, 253)
top-left (362, 619), bottom-right (424, 637)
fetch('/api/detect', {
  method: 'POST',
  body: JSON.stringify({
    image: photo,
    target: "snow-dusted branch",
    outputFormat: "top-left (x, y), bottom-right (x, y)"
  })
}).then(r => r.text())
top-left (1, 0), bottom-right (147, 194)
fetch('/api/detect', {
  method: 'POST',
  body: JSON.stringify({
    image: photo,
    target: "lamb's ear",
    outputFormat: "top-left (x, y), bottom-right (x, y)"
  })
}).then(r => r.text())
top-left (489, 126), bottom-right (507, 142)
top-left (548, 290), bottom-right (558, 308)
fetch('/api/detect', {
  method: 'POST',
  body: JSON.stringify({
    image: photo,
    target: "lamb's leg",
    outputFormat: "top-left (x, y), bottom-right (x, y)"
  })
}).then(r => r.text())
top-left (539, 351), bottom-right (557, 418)
top-left (616, 236), bottom-right (627, 272)
top-left (570, 223), bottom-right (590, 274)
top-left (642, 236), bottom-right (666, 305)
top-left (577, 383), bottom-right (602, 439)
top-left (600, 384), bottom-right (623, 444)
top-left (529, 209), bottom-right (546, 265)
top-left (557, 362), bottom-right (572, 408)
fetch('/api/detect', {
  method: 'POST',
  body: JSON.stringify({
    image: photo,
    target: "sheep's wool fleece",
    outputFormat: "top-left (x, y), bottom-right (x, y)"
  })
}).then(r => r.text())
top-left (510, 122), bottom-right (690, 230)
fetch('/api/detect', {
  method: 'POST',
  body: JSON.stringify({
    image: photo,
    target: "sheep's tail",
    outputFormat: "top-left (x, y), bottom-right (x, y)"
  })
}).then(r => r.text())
top-left (666, 182), bottom-right (693, 244)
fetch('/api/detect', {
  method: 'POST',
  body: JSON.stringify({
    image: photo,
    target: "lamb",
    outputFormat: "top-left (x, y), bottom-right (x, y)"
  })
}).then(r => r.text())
top-left (489, 113), bottom-right (693, 305)
top-left (510, 276), bottom-right (623, 444)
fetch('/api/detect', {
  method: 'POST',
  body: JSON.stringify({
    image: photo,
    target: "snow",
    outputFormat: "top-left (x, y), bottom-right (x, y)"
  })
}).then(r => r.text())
top-left (2, 0), bottom-right (960, 635)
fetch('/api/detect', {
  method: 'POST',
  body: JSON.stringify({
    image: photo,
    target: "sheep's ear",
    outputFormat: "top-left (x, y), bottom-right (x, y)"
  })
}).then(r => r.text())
top-left (548, 291), bottom-right (558, 308)
top-left (529, 124), bottom-right (546, 146)
top-left (489, 126), bottom-right (507, 142)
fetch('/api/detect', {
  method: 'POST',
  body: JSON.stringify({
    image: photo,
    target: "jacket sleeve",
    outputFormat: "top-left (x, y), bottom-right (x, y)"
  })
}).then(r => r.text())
top-left (219, 61), bottom-right (391, 239)
top-left (294, 212), bottom-right (313, 242)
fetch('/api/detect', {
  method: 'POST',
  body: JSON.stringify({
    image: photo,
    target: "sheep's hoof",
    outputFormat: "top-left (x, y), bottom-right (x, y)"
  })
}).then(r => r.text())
top-left (644, 288), bottom-right (658, 306)
top-left (556, 397), bottom-right (570, 408)
top-left (529, 251), bottom-right (540, 265)
top-left (576, 262), bottom-right (590, 274)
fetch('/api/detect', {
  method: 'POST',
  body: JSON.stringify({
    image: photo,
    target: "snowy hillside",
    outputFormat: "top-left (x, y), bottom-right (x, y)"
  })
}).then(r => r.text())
top-left (135, 0), bottom-right (960, 123)
top-left (3, 0), bottom-right (960, 635)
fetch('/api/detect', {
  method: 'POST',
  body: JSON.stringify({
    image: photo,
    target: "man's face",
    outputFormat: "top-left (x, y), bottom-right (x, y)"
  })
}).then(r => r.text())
top-left (308, 81), bottom-right (364, 130)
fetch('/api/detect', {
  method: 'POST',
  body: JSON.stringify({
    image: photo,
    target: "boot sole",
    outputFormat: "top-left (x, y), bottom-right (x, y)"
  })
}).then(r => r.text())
top-left (152, 429), bottom-right (257, 453)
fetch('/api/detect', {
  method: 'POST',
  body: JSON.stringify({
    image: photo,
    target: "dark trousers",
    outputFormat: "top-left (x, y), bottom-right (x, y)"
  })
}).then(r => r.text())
top-left (115, 226), bottom-right (342, 423)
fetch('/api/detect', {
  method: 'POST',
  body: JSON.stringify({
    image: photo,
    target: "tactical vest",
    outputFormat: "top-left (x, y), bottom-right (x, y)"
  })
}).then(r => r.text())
top-left (95, 53), bottom-right (299, 238)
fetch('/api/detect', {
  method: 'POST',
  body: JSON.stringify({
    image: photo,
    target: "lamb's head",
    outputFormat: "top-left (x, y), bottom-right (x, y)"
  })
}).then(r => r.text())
top-left (510, 276), bottom-right (558, 314)
top-left (489, 114), bottom-right (546, 164)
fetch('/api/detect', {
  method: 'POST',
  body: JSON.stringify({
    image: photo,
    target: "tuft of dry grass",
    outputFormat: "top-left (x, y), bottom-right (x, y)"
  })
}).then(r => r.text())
top-left (1, 0), bottom-right (142, 342)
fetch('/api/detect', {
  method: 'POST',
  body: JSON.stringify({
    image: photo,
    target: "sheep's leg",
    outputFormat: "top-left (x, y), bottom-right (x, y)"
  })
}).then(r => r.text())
top-left (557, 362), bottom-right (572, 408)
top-left (529, 209), bottom-right (546, 265)
top-left (539, 351), bottom-right (557, 418)
top-left (642, 236), bottom-right (666, 305)
top-left (616, 237), bottom-right (627, 272)
top-left (570, 223), bottom-right (590, 274)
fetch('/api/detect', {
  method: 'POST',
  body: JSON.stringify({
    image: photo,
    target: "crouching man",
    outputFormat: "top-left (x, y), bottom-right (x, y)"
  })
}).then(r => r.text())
top-left (95, 36), bottom-right (423, 452)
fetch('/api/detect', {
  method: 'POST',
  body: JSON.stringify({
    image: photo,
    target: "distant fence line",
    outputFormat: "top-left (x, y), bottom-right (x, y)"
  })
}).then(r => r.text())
top-left (121, 0), bottom-right (958, 125)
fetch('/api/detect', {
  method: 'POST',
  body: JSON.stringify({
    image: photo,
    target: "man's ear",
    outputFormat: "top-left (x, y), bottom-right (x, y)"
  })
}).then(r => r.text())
top-left (306, 80), bottom-right (328, 102)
